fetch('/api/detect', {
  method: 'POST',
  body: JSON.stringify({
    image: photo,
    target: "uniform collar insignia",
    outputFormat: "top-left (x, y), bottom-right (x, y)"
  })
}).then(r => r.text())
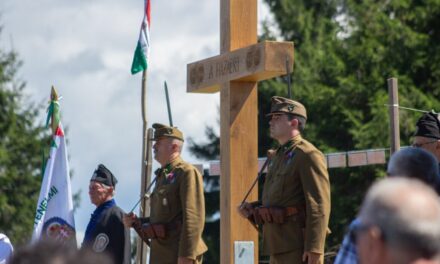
top-left (161, 157), bottom-right (183, 184)
top-left (279, 134), bottom-right (302, 154)
top-left (162, 163), bottom-right (173, 175)
top-left (163, 156), bottom-right (183, 174)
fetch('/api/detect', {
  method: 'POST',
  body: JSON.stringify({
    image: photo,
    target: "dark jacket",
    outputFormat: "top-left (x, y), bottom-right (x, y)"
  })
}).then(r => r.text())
top-left (83, 205), bottom-right (131, 264)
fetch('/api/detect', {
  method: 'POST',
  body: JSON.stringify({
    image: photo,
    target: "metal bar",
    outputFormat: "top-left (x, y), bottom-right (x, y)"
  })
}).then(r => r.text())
top-left (164, 81), bottom-right (173, 127)
top-left (383, 104), bottom-right (430, 113)
top-left (240, 158), bottom-right (270, 205)
top-left (130, 174), bottom-right (158, 213)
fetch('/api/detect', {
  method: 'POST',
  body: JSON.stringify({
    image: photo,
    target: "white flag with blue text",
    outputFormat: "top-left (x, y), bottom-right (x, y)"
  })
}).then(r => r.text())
top-left (32, 89), bottom-right (76, 245)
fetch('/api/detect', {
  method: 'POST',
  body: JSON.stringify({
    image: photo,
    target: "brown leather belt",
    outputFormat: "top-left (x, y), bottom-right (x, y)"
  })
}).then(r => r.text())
top-left (285, 206), bottom-right (301, 216)
top-left (165, 220), bottom-right (182, 232)
top-left (255, 205), bottom-right (304, 224)
top-left (134, 219), bottom-right (182, 241)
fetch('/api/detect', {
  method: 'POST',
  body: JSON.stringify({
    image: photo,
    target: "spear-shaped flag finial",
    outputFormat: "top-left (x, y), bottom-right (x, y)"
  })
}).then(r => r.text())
top-left (46, 86), bottom-right (61, 136)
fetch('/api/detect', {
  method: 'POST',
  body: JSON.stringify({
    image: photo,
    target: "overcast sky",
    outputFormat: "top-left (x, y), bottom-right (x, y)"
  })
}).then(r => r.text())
top-left (1, 0), bottom-right (276, 244)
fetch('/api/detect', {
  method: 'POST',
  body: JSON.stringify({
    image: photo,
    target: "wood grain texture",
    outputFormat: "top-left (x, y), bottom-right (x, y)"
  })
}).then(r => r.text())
top-left (220, 1), bottom-right (258, 263)
top-left (220, 82), bottom-right (258, 264)
top-left (187, 41), bottom-right (294, 93)
top-left (184, 1), bottom-right (295, 262)
top-left (388, 78), bottom-right (400, 155)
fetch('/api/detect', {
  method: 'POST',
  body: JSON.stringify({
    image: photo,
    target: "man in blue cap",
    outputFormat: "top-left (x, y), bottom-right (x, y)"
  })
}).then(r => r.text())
top-left (82, 164), bottom-right (130, 264)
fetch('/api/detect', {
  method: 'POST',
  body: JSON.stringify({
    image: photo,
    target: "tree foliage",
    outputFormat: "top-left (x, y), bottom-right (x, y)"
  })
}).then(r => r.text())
top-left (190, 0), bottom-right (440, 262)
top-left (0, 33), bottom-right (49, 245)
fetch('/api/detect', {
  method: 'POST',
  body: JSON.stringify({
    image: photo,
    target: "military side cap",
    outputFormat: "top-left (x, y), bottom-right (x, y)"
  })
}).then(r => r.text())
top-left (266, 96), bottom-right (307, 119)
top-left (414, 112), bottom-right (440, 139)
top-left (152, 123), bottom-right (184, 141)
top-left (91, 164), bottom-right (118, 187)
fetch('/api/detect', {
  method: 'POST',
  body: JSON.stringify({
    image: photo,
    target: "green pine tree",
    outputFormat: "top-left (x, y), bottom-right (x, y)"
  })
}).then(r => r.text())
top-left (0, 30), bottom-right (59, 245)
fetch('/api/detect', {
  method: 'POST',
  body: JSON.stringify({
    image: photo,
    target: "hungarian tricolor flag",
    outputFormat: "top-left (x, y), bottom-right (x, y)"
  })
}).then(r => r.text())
top-left (32, 87), bottom-right (76, 246)
top-left (131, 0), bottom-right (151, 74)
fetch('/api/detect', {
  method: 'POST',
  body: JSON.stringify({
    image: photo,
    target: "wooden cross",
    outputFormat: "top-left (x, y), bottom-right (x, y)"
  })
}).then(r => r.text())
top-left (187, 1), bottom-right (293, 263)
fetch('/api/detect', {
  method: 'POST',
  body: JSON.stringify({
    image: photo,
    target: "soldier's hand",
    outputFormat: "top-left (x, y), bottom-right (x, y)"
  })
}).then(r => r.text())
top-left (302, 251), bottom-right (321, 264)
top-left (177, 257), bottom-right (194, 264)
top-left (237, 202), bottom-right (254, 219)
top-left (122, 212), bottom-right (137, 228)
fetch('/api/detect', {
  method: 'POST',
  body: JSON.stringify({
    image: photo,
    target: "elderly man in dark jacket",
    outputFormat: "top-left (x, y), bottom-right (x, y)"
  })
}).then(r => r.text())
top-left (82, 164), bottom-right (130, 264)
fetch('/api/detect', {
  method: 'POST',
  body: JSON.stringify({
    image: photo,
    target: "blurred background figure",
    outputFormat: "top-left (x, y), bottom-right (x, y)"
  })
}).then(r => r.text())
top-left (413, 112), bottom-right (440, 166)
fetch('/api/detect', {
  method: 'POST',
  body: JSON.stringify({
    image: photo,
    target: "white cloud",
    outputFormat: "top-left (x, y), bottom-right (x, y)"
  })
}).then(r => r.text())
top-left (1, 0), bottom-right (277, 245)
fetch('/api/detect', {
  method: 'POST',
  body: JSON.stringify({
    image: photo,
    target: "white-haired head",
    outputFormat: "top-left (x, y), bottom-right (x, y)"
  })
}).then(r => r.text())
top-left (358, 178), bottom-right (440, 263)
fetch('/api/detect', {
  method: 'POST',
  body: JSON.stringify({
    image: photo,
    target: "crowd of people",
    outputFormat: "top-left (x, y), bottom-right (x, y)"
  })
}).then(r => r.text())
top-left (2, 96), bottom-right (440, 264)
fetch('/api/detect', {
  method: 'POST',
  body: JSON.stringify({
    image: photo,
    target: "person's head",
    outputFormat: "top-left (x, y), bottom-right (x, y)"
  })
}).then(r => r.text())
top-left (356, 178), bottom-right (440, 264)
top-left (9, 240), bottom-right (75, 264)
top-left (387, 147), bottom-right (440, 194)
top-left (9, 241), bottom-right (114, 264)
top-left (413, 112), bottom-right (440, 161)
top-left (152, 123), bottom-right (184, 166)
top-left (266, 96), bottom-right (307, 144)
top-left (70, 248), bottom-right (114, 264)
top-left (88, 164), bottom-right (117, 206)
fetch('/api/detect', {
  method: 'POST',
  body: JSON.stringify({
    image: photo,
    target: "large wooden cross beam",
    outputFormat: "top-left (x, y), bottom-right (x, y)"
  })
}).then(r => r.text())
top-left (187, 1), bottom-right (293, 263)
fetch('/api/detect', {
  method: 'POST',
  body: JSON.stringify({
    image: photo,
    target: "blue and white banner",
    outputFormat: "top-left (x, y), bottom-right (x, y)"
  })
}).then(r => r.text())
top-left (32, 90), bottom-right (76, 245)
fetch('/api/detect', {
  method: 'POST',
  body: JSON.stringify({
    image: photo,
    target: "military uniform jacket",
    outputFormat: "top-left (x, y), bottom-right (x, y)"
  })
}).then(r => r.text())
top-left (84, 205), bottom-right (131, 264)
top-left (262, 134), bottom-right (331, 255)
top-left (149, 157), bottom-right (208, 263)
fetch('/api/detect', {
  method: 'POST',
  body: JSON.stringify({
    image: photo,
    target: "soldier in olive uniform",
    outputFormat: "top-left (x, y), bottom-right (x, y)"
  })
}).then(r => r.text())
top-left (123, 124), bottom-right (207, 264)
top-left (238, 96), bottom-right (331, 264)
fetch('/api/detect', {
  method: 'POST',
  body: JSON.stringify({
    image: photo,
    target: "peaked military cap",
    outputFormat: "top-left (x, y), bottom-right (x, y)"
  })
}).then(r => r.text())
top-left (266, 96), bottom-right (307, 119)
top-left (91, 164), bottom-right (118, 187)
top-left (414, 112), bottom-right (440, 139)
top-left (152, 123), bottom-right (184, 141)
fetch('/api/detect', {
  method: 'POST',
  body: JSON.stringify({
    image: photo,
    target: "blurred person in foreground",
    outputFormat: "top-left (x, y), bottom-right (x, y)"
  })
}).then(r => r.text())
top-left (334, 147), bottom-right (440, 264)
top-left (8, 240), bottom-right (114, 264)
top-left (0, 233), bottom-right (13, 264)
top-left (356, 177), bottom-right (440, 264)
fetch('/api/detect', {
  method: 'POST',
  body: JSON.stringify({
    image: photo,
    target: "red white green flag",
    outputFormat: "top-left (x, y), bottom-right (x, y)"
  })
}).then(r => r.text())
top-left (131, 0), bottom-right (151, 74)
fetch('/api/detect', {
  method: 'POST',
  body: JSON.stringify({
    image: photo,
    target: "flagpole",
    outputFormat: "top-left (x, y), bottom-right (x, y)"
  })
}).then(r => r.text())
top-left (137, 70), bottom-right (153, 264)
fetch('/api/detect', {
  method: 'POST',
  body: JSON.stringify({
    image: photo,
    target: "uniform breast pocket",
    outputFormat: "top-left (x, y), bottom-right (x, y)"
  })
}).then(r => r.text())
top-left (155, 187), bottom-right (172, 216)
top-left (268, 173), bottom-right (286, 204)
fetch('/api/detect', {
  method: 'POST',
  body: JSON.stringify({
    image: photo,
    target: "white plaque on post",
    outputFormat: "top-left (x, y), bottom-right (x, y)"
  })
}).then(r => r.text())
top-left (234, 241), bottom-right (254, 264)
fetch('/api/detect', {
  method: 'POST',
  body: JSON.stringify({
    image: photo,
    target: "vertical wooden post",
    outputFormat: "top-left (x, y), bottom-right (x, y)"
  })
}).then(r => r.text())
top-left (220, 0), bottom-right (259, 263)
top-left (136, 70), bottom-right (153, 264)
top-left (388, 77), bottom-right (400, 156)
top-left (187, 1), bottom-right (293, 263)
